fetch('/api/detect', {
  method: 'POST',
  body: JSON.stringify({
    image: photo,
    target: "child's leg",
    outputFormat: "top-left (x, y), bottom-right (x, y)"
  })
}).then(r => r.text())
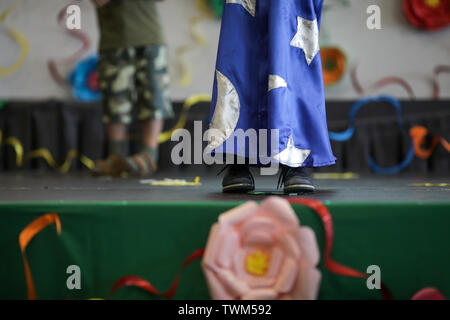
top-left (124, 45), bottom-right (173, 175)
top-left (92, 47), bottom-right (136, 176)
top-left (141, 119), bottom-right (163, 150)
top-left (107, 123), bottom-right (128, 157)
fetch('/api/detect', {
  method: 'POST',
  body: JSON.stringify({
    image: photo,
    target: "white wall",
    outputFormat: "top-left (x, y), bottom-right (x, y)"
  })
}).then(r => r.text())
top-left (0, 0), bottom-right (449, 101)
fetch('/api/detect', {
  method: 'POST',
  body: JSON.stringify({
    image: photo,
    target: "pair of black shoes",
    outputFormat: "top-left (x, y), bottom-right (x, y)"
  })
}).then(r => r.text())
top-left (221, 164), bottom-right (315, 194)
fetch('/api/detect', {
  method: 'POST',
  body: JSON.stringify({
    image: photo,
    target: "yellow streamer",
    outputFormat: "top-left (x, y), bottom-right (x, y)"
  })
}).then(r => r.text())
top-left (0, 0), bottom-right (29, 77)
top-left (174, 0), bottom-right (214, 87)
top-left (158, 94), bottom-right (211, 143)
top-left (5, 136), bottom-right (23, 166)
top-left (27, 148), bottom-right (94, 173)
top-left (0, 94), bottom-right (210, 172)
top-left (0, 129), bottom-right (95, 172)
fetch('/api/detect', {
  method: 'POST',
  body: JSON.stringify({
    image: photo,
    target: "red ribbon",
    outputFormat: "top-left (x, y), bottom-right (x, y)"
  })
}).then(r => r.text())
top-left (110, 198), bottom-right (395, 300)
top-left (288, 198), bottom-right (393, 300)
top-left (48, 1), bottom-right (91, 85)
top-left (351, 64), bottom-right (415, 99)
top-left (109, 249), bottom-right (205, 299)
top-left (433, 65), bottom-right (450, 99)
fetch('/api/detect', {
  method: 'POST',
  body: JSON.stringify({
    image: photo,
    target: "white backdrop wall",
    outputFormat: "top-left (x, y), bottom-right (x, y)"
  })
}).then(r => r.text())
top-left (0, 0), bottom-right (449, 101)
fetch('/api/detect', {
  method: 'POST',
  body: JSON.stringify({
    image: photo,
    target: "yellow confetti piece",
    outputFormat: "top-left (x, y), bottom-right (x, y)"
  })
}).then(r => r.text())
top-left (144, 177), bottom-right (202, 187)
top-left (409, 183), bottom-right (449, 187)
top-left (313, 172), bottom-right (359, 180)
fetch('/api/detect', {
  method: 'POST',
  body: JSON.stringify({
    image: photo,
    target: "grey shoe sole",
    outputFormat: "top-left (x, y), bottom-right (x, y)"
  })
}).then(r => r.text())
top-left (284, 183), bottom-right (316, 194)
top-left (222, 183), bottom-right (255, 193)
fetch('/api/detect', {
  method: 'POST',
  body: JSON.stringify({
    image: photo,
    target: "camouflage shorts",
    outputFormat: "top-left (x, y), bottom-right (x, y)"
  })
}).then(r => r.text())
top-left (98, 45), bottom-right (174, 124)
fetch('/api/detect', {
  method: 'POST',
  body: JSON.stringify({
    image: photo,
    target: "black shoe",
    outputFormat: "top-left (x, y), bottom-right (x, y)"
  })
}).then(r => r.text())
top-left (278, 165), bottom-right (315, 194)
top-left (221, 164), bottom-right (255, 193)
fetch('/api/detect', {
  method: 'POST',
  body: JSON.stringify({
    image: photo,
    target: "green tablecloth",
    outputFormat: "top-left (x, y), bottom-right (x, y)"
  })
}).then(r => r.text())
top-left (0, 201), bottom-right (449, 299)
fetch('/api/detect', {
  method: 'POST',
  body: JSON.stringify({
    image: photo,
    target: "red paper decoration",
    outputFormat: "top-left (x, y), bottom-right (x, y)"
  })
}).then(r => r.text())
top-left (403, 0), bottom-right (450, 31)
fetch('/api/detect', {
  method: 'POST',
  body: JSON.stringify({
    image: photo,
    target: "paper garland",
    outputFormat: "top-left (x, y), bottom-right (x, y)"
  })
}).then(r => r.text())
top-left (109, 249), bottom-right (205, 299)
top-left (0, 0), bottom-right (29, 77)
top-left (48, 1), bottom-right (91, 86)
top-left (288, 198), bottom-right (393, 300)
top-left (410, 125), bottom-right (450, 159)
top-left (158, 94), bottom-right (211, 143)
top-left (433, 65), bottom-right (450, 99)
top-left (0, 94), bottom-right (210, 172)
top-left (173, 0), bottom-right (215, 87)
top-left (2, 94), bottom-right (445, 174)
top-left (351, 64), bottom-right (416, 99)
top-left (19, 213), bottom-right (61, 300)
top-left (329, 95), bottom-right (415, 175)
top-left (18, 200), bottom-right (446, 300)
top-left (0, 127), bottom-right (95, 172)
top-left (109, 197), bottom-right (393, 300)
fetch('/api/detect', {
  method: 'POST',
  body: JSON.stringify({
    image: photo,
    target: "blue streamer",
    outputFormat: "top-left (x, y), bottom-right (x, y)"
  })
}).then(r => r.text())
top-left (328, 95), bottom-right (414, 175)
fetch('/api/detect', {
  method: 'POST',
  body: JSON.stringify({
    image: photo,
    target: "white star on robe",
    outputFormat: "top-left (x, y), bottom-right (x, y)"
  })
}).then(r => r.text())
top-left (290, 16), bottom-right (320, 66)
top-left (226, 0), bottom-right (256, 17)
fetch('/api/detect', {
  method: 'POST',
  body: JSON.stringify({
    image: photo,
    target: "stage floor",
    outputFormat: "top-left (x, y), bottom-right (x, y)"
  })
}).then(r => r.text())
top-left (0, 171), bottom-right (448, 203)
top-left (1, 171), bottom-right (449, 300)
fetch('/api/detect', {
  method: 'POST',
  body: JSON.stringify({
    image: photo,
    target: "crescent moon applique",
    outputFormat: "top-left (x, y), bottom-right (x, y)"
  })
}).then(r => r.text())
top-left (226, 0), bottom-right (257, 17)
top-left (290, 16), bottom-right (320, 66)
top-left (268, 75), bottom-right (288, 92)
top-left (206, 70), bottom-right (241, 152)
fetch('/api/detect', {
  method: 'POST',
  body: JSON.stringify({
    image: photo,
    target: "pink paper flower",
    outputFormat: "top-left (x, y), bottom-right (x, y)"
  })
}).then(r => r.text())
top-left (412, 287), bottom-right (446, 300)
top-left (202, 197), bottom-right (321, 300)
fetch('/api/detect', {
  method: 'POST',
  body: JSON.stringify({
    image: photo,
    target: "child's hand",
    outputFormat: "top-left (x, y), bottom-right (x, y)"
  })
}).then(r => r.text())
top-left (91, 0), bottom-right (110, 8)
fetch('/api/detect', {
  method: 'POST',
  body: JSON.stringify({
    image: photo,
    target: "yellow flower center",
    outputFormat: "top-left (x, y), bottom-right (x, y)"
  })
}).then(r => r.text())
top-left (425, 0), bottom-right (440, 8)
top-left (246, 251), bottom-right (269, 276)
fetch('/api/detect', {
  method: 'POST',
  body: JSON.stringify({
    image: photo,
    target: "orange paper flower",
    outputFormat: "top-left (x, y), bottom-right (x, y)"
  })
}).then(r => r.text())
top-left (202, 197), bottom-right (321, 300)
top-left (321, 47), bottom-right (347, 86)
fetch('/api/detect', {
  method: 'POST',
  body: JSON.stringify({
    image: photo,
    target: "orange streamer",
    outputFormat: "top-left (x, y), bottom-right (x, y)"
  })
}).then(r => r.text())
top-left (19, 213), bottom-right (61, 300)
top-left (410, 126), bottom-right (450, 160)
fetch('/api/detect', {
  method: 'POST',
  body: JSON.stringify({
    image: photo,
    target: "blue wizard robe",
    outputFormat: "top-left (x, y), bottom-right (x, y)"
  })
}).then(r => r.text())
top-left (206, 0), bottom-right (336, 168)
